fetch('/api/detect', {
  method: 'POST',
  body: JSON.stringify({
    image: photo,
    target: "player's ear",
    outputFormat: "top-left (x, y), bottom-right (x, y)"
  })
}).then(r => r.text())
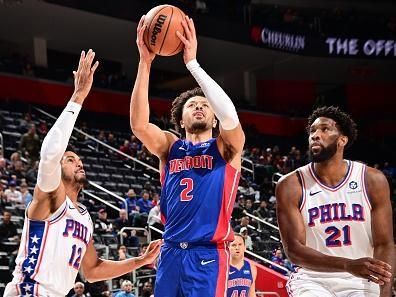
top-left (180, 120), bottom-right (184, 129)
top-left (212, 119), bottom-right (217, 128)
top-left (338, 135), bottom-right (348, 148)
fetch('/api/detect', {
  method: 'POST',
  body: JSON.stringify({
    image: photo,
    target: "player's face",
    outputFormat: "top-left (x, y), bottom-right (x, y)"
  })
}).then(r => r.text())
top-left (230, 236), bottom-right (246, 260)
top-left (181, 96), bottom-right (216, 134)
top-left (308, 117), bottom-right (342, 163)
top-left (61, 151), bottom-right (87, 186)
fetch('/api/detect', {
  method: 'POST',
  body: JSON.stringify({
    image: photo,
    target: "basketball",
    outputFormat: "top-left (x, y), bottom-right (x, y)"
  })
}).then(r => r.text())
top-left (143, 5), bottom-right (186, 56)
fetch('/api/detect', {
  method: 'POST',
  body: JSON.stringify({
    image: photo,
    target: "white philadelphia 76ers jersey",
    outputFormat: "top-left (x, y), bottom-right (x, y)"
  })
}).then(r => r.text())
top-left (298, 160), bottom-right (373, 261)
top-left (5, 197), bottom-right (93, 297)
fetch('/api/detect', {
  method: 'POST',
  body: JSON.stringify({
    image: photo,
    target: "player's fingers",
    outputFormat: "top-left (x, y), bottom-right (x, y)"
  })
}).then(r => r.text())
top-left (73, 71), bottom-right (76, 77)
top-left (87, 51), bottom-right (96, 69)
top-left (181, 17), bottom-right (192, 40)
top-left (368, 274), bottom-right (386, 285)
top-left (87, 50), bottom-right (95, 70)
top-left (91, 61), bottom-right (99, 73)
top-left (77, 50), bottom-right (85, 71)
top-left (138, 25), bottom-right (146, 44)
top-left (368, 263), bottom-right (392, 278)
top-left (82, 49), bottom-right (92, 72)
top-left (176, 31), bottom-right (188, 45)
top-left (368, 258), bottom-right (392, 271)
top-left (189, 17), bottom-right (196, 39)
top-left (137, 15), bottom-right (145, 31)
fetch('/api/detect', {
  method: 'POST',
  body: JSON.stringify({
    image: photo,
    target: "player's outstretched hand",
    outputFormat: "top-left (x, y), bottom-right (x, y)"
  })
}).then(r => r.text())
top-left (177, 15), bottom-right (197, 65)
top-left (136, 15), bottom-right (156, 64)
top-left (141, 239), bottom-right (163, 265)
top-left (345, 257), bottom-right (392, 285)
top-left (72, 49), bottom-right (99, 104)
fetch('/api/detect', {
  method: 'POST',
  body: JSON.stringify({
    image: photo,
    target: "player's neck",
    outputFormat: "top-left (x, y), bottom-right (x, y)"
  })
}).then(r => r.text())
top-left (185, 130), bottom-right (213, 145)
top-left (63, 182), bottom-right (81, 204)
top-left (230, 258), bottom-right (244, 268)
top-left (313, 155), bottom-right (348, 187)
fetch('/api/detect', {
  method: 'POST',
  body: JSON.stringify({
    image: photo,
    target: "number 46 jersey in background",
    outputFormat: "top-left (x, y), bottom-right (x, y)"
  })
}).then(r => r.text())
top-left (8, 197), bottom-right (93, 297)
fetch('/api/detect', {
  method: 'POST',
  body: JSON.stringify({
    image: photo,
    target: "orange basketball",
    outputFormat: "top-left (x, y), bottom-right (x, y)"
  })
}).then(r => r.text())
top-left (143, 5), bottom-right (185, 56)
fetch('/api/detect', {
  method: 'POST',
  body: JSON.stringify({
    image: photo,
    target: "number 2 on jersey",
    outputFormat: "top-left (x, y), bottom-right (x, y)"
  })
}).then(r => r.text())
top-left (325, 225), bottom-right (351, 247)
top-left (180, 178), bottom-right (193, 201)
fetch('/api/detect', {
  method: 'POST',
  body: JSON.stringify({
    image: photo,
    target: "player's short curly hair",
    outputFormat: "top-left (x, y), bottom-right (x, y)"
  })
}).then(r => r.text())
top-left (170, 87), bottom-right (219, 138)
top-left (307, 106), bottom-right (358, 149)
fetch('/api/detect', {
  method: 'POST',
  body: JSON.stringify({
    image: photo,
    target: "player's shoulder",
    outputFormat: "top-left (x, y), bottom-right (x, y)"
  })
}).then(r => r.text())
top-left (276, 169), bottom-right (301, 189)
top-left (364, 165), bottom-right (389, 190)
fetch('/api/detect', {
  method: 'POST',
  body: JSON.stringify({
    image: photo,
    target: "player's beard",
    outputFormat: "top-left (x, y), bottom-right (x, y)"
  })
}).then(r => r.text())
top-left (62, 170), bottom-right (88, 189)
top-left (186, 121), bottom-right (211, 134)
top-left (309, 141), bottom-right (338, 163)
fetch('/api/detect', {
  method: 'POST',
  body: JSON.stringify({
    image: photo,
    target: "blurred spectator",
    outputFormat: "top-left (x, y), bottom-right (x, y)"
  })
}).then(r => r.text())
top-left (253, 200), bottom-right (270, 221)
top-left (240, 227), bottom-right (253, 251)
top-left (148, 203), bottom-right (163, 240)
top-left (71, 282), bottom-right (87, 297)
top-left (0, 211), bottom-right (18, 242)
top-left (4, 180), bottom-right (22, 204)
top-left (234, 216), bottom-right (250, 233)
top-left (19, 112), bottom-right (33, 133)
top-left (270, 248), bottom-right (288, 275)
top-left (20, 182), bottom-right (33, 206)
top-left (140, 281), bottom-right (153, 297)
top-left (37, 120), bottom-right (48, 136)
top-left (244, 199), bottom-right (254, 214)
top-left (120, 140), bottom-right (133, 158)
top-left (117, 245), bottom-right (133, 260)
top-left (115, 280), bottom-right (135, 297)
top-left (151, 193), bottom-right (160, 206)
top-left (94, 208), bottom-right (113, 235)
top-left (9, 160), bottom-right (25, 180)
top-left (122, 189), bottom-right (140, 215)
top-left (114, 209), bottom-right (132, 232)
top-left (134, 191), bottom-right (153, 227)
top-left (19, 124), bottom-right (40, 161)
top-left (124, 229), bottom-right (140, 249)
top-left (0, 157), bottom-right (9, 181)
top-left (26, 160), bottom-right (39, 183)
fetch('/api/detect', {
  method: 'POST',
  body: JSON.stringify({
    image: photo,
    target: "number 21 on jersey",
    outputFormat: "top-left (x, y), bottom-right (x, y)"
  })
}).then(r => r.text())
top-left (180, 178), bottom-right (193, 201)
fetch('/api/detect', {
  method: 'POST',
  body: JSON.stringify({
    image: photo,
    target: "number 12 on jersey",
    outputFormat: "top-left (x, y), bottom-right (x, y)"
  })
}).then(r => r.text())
top-left (180, 178), bottom-right (193, 201)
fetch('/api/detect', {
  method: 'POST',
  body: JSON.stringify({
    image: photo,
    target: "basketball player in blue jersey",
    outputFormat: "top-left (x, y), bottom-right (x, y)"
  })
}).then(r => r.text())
top-left (276, 106), bottom-right (394, 297)
top-left (227, 234), bottom-right (257, 297)
top-left (131, 15), bottom-right (245, 297)
top-left (4, 50), bottom-right (161, 297)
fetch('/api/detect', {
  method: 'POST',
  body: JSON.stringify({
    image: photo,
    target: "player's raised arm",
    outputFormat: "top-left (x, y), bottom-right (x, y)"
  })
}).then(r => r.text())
top-left (81, 239), bottom-right (162, 282)
top-left (30, 50), bottom-right (99, 220)
top-left (177, 16), bottom-right (245, 168)
top-left (130, 15), bottom-right (177, 160)
top-left (366, 167), bottom-right (395, 296)
top-left (276, 172), bottom-right (392, 285)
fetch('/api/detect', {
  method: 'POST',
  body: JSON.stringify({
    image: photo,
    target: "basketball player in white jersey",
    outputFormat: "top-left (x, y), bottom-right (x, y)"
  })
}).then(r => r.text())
top-left (4, 49), bottom-right (162, 297)
top-left (227, 234), bottom-right (257, 297)
top-left (276, 106), bottom-right (394, 297)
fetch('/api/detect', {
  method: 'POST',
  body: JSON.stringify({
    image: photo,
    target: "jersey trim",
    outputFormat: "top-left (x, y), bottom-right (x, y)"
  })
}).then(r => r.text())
top-left (215, 242), bottom-right (230, 297)
top-left (309, 160), bottom-right (353, 191)
top-left (212, 164), bottom-right (240, 242)
top-left (297, 170), bottom-right (307, 211)
top-left (361, 164), bottom-right (372, 210)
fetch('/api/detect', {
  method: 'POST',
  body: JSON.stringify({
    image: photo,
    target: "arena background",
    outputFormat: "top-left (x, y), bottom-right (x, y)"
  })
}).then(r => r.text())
top-left (0, 0), bottom-right (395, 296)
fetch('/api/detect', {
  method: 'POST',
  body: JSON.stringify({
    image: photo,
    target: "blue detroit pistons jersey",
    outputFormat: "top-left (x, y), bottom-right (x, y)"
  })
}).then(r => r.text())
top-left (160, 138), bottom-right (240, 243)
top-left (227, 260), bottom-right (253, 297)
